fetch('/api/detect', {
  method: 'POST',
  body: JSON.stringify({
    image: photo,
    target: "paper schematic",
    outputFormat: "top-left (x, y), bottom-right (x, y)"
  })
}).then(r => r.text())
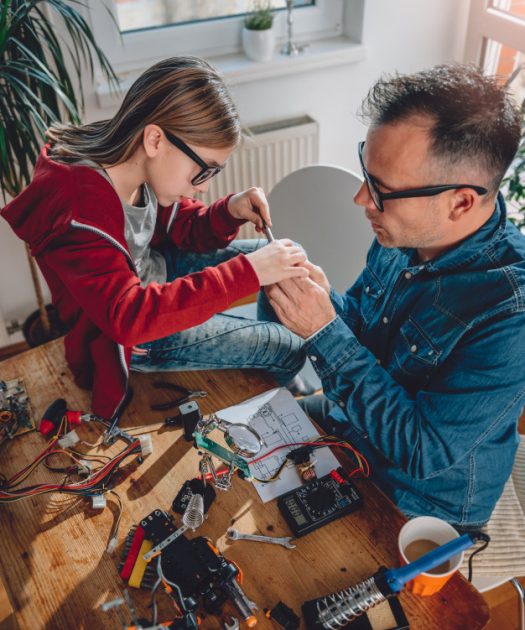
top-left (216, 387), bottom-right (339, 502)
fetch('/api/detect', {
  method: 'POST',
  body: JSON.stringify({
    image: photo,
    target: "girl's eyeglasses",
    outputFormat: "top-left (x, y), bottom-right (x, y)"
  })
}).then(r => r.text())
top-left (164, 130), bottom-right (224, 185)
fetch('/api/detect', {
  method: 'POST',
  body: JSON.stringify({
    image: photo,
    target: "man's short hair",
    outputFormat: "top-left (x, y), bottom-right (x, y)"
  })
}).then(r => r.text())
top-left (360, 64), bottom-right (522, 195)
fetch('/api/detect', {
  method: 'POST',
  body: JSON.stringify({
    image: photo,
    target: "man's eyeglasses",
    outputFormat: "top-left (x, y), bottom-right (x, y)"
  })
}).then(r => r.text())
top-left (164, 130), bottom-right (224, 186)
top-left (358, 142), bottom-right (487, 213)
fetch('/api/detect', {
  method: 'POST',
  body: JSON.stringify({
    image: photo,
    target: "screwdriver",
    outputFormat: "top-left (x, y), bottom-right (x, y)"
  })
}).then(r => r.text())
top-left (262, 218), bottom-right (274, 242)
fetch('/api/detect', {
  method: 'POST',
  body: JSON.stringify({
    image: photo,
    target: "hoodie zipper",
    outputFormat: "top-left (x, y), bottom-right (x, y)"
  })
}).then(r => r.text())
top-left (71, 219), bottom-right (136, 419)
top-left (167, 202), bottom-right (179, 235)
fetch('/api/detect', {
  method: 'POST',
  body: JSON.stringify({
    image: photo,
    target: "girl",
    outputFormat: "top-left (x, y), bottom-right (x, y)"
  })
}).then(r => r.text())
top-left (1, 56), bottom-right (308, 420)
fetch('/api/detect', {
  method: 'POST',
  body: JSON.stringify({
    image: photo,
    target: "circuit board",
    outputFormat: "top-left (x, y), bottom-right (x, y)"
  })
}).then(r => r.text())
top-left (0, 378), bottom-right (35, 445)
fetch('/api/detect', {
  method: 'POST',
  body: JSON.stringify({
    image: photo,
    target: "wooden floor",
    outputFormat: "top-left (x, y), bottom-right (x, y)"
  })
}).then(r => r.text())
top-left (484, 577), bottom-right (524, 630)
top-left (0, 339), bottom-right (524, 628)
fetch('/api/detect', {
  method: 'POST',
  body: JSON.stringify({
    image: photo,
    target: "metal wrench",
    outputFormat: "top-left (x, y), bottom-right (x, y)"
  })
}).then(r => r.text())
top-left (223, 616), bottom-right (240, 630)
top-left (227, 528), bottom-right (296, 549)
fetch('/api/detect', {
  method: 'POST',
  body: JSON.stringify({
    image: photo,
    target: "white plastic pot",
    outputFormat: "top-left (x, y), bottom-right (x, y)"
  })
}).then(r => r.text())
top-left (242, 26), bottom-right (275, 62)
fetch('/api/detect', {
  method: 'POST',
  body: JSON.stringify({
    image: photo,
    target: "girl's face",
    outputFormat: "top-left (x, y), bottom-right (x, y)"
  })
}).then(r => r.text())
top-left (143, 126), bottom-right (235, 206)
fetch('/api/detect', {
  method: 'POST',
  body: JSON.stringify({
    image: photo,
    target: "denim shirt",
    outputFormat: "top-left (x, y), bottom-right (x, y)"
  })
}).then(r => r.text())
top-left (305, 194), bottom-right (525, 527)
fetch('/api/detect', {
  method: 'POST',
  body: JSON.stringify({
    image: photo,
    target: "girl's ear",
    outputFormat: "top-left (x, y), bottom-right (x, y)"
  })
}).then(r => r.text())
top-left (143, 124), bottom-right (163, 157)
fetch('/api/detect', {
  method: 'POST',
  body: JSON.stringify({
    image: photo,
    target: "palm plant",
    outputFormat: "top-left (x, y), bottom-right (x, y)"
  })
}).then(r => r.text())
top-left (0, 0), bottom-right (118, 343)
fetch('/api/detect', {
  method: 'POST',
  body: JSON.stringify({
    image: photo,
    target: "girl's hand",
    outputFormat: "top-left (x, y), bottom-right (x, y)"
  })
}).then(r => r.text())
top-left (228, 187), bottom-right (272, 232)
top-left (245, 239), bottom-right (308, 286)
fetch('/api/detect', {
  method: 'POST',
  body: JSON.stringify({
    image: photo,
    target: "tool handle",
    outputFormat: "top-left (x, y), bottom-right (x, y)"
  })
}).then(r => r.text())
top-left (262, 220), bottom-right (274, 242)
top-left (383, 533), bottom-right (475, 592)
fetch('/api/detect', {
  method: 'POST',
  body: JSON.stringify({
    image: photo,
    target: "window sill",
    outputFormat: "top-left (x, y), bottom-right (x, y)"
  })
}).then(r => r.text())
top-left (95, 36), bottom-right (366, 109)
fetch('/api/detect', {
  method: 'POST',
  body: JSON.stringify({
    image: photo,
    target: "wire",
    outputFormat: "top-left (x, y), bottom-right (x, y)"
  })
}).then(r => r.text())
top-left (467, 532), bottom-right (491, 582)
top-left (106, 490), bottom-right (123, 553)
top-left (250, 435), bottom-right (370, 483)
top-left (0, 438), bottom-right (141, 502)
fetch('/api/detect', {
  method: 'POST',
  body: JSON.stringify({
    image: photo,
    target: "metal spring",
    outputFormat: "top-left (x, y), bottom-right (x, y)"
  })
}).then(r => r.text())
top-left (316, 576), bottom-right (386, 629)
top-left (182, 493), bottom-right (204, 530)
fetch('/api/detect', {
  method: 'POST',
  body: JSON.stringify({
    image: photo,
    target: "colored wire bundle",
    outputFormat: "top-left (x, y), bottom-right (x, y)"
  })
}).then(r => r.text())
top-left (0, 416), bottom-right (141, 502)
top-left (250, 434), bottom-right (370, 483)
top-left (0, 439), bottom-right (140, 502)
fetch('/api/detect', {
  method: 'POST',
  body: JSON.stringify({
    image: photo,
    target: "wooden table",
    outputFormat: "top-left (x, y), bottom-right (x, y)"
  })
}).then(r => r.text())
top-left (0, 339), bottom-right (489, 629)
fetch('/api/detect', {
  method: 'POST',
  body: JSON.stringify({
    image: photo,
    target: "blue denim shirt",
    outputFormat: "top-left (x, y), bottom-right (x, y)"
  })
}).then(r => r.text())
top-left (305, 194), bottom-right (525, 527)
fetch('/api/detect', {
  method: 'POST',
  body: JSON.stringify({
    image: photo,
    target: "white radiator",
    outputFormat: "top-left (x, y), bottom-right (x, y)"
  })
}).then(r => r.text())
top-left (0, 310), bottom-right (9, 347)
top-left (200, 115), bottom-right (319, 238)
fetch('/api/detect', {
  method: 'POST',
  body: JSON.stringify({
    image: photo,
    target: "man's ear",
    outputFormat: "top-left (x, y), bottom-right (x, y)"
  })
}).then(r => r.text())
top-left (142, 124), bottom-right (163, 158)
top-left (449, 188), bottom-right (476, 221)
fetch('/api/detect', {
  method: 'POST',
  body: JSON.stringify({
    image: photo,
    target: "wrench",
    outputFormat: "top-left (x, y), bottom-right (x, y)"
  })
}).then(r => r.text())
top-left (223, 616), bottom-right (240, 630)
top-left (227, 528), bottom-right (296, 549)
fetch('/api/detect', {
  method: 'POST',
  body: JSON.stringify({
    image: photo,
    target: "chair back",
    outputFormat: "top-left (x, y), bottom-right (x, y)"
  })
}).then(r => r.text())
top-left (462, 435), bottom-right (525, 592)
top-left (268, 165), bottom-right (374, 292)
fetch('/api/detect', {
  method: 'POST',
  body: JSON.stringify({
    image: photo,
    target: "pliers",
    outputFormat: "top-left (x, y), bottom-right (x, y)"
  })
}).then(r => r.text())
top-left (150, 381), bottom-right (207, 411)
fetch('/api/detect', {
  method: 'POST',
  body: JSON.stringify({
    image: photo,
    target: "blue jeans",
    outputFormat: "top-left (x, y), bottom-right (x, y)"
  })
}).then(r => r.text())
top-left (130, 240), bottom-right (306, 384)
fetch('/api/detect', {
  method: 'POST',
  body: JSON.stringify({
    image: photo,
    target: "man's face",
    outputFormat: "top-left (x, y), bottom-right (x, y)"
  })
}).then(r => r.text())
top-left (354, 118), bottom-right (456, 259)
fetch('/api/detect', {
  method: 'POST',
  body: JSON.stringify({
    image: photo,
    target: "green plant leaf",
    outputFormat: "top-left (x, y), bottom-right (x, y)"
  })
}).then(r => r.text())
top-left (0, 0), bottom-right (119, 196)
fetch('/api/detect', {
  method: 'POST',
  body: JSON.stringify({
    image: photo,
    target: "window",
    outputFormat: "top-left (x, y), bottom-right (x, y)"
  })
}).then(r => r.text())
top-left (489, 0), bottom-right (525, 20)
top-left (116, 0), bottom-right (314, 35)
top-left (85, 0), bottom-right (343, 73)
top-left (465, 0), bottom-right (525, 219)
top-left (465, 0), bottom-right (525, 68)
top-left (482, 38), bottom-right (524, 105)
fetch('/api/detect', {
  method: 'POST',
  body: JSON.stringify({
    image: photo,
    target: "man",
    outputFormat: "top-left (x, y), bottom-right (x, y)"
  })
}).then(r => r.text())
top-left (267, 64), bottom-right (525, 528)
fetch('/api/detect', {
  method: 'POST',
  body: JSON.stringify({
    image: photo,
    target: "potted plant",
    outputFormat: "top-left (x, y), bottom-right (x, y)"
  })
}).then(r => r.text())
top-left (0, 0), bottom-right (118, 346)
top-left (242, 1), bottom-right (275, 63)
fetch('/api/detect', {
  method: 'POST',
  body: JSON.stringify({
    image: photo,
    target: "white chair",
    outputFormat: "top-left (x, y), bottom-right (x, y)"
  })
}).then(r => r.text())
top-left (460, 435), bottom-right (525, 629)
top-left (226, 164), bottom-right (373, 391)
top-left (268, 164), bottom-right (374, 292)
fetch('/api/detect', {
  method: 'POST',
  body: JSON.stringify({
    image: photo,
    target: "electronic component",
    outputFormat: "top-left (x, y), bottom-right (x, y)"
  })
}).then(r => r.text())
top-left (286, 446), bottom-right (316, 482)
top-left (140, 509), bottom-right (177, 545)
top-left (179, 400), bottom-right (202, 441)
top-left (277, 468), bottom-right (363, 537)
top-left (118, 509), bottom-right (257, 625)
top-left (172, 478), bottom-right (216, 514)
top-left (0, 377), bottom-right (33, 445)
top-left (264, 601), bottom-right (300, 629)
top-left (194, 432), bottom-right (252, 480)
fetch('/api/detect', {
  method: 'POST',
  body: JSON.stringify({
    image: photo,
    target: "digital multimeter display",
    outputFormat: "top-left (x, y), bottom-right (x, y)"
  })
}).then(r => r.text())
top-left (277, 469), bottom-right (363, 537)
top-left (282, 497), bottom-right (308, 526)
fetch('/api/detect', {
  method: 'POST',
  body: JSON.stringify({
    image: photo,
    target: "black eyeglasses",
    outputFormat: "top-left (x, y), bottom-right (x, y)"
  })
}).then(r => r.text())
top-left (164, 130), bottom-right (224, 186)
top-left (358, 142), bottom-right (487, 213)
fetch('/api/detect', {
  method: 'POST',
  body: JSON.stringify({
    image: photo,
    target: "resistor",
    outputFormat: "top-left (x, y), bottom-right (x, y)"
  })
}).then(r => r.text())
top-left (296, 458), bottom-right (317, 482)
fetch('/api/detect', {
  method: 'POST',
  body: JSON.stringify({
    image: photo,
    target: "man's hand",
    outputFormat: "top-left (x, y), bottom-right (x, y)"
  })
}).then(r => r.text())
top-left (302, 260), bottom-right (330, 295)
top-left (266, 277), bottom-right (336, 339)
top-left (228, 187), bottom-right (272, 232)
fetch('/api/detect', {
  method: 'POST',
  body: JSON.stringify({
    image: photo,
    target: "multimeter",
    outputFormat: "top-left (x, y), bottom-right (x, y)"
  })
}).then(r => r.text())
top-left (277, 468), bottom-right (363, 537)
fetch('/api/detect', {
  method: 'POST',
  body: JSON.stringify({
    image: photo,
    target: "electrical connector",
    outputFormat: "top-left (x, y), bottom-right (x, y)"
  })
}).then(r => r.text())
top-left (138, 434), bottom-right (153, 457)
top-left (91, 494), bottom-right (107, 510)
top-left (77, 459), bottom-right (95, 475)
top-left (58, 429), bottom-right (80, 449)
top-left (106, 536), bottom-right (118, 555)
top-left (286, 445), bottom-right (314, 465)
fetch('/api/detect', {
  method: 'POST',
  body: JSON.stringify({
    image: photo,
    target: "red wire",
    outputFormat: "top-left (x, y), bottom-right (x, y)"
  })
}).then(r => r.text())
top-left (249, 439), bottom-right (370, 478)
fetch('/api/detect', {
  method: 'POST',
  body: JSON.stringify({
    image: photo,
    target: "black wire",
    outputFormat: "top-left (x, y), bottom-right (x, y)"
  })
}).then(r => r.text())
top-left (467, 532), bottom-right (491, 582)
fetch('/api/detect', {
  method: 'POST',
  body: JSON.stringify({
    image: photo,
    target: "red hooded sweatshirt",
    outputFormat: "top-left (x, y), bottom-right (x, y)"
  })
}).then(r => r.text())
top-left (1, 146), bottom-right (260, 419)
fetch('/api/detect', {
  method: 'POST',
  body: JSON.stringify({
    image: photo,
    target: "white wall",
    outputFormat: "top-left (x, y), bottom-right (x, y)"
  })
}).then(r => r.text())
top-left (0, 0), bottom-right (470, 329)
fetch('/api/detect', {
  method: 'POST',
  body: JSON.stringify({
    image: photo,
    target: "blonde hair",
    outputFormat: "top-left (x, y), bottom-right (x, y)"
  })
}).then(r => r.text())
top-left (47, 56), bottom-right (240, 165)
